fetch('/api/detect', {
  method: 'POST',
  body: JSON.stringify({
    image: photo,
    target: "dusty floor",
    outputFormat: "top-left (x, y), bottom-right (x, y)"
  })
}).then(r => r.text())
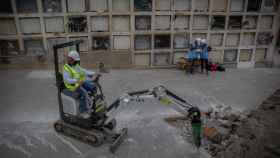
top-left (0, 68), bottom-right (280, 158)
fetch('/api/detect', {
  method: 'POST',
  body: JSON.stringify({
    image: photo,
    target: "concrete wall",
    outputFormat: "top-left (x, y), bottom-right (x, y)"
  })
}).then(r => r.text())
top-left (0, 0), bottom-right (279, 69)
top-left (272, 4), bottom-right (280, 67)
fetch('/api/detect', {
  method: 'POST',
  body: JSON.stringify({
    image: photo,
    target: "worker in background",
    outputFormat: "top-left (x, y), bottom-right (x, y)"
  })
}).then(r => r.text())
top-left (200, 39), bottom-right (209, 75)
top-left (194, 38), bottom-right (202, 61)
top-left (63, 50), bottom-right (96, 118)
top-left (187, 38), bottom-right (202, 74)
top-left (187, 43), bottom-right (195, 74)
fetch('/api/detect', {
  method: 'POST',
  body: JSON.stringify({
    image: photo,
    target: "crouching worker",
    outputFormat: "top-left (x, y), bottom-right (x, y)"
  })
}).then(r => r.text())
top-left (63, 50), bottom-right (96, 118)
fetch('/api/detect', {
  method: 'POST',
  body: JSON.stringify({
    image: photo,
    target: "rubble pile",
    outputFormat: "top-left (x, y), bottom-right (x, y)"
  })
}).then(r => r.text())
top-left (167, 89), bottom-right (280, 158)
top-left (205, 89), bottom-right (280, 158)
top-left (201, 105), bottom-right (250, 157)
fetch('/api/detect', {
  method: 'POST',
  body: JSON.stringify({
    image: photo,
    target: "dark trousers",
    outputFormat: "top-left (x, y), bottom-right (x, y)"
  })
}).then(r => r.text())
top-left (189, 59), bottom-right (196, 74)
top-left (200, 59), bottom-right (208, 74)
top-left (79, 81), bottom-right (96, 112)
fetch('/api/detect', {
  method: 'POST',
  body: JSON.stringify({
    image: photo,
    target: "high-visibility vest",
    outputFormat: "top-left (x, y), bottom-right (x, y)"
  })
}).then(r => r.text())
top-left (74, 64), bottom-right (86, 81)
top-left (63, 64), bottom-right (85, 91)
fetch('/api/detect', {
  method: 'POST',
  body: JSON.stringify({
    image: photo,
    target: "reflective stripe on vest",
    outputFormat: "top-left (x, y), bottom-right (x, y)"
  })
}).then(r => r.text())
top-left (63, 64), bottom-right (80, 91)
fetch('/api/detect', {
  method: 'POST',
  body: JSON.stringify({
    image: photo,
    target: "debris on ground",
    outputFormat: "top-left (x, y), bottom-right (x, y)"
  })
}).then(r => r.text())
top-left (164, 116), bottom-right (193, 143)
top-left (98, 62), bottom-right (110, 73)
top-left (165, 89), bottom-right (280, 158)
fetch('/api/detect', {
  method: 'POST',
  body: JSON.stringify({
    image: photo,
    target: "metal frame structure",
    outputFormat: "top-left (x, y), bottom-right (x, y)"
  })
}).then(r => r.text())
top-left (53, 39), bottom-right (83, 120)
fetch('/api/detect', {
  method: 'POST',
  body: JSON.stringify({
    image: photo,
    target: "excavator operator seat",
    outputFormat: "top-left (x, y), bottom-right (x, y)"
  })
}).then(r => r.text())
top-left (61, 92), bottom-right (80, 116)
top-left (57, 72), bottom-right (80, 116)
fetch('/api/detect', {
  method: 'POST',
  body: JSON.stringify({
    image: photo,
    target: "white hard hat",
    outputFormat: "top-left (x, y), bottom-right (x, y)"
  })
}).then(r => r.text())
top-left (196, 38), bottom-right (202, 42)
top-left (68, 50), bottom-right (80, 61)
top-left (201, 39), bottom-right (207, 44)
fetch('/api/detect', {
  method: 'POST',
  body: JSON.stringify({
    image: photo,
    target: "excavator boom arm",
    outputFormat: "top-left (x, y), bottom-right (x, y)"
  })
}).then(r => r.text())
top-left (105, 85), bottom-right (199, 123)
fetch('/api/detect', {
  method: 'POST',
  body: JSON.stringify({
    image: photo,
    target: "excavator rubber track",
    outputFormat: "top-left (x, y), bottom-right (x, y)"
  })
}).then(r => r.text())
top-left (54, 120), bottom-right (127, 152)
top-left (54, 120), bottom-right (105, 147)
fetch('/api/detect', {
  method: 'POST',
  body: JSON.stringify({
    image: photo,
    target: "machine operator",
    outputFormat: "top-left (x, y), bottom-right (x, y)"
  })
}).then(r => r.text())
top-left (63, 50), bottom-right (96, 118)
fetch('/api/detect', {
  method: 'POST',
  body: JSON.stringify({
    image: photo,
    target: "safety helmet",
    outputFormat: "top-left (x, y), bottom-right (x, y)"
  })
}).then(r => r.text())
top-left (201, 39), bottom-right (207, 44)
top-left (68, 50), bottom-right (80, 61)
top-left (196, 38), bottom-right (202, 42)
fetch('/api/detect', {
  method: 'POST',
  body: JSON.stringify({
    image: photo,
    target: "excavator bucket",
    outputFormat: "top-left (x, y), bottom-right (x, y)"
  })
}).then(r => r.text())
top-left (109, 128), bottom-right (128, 153)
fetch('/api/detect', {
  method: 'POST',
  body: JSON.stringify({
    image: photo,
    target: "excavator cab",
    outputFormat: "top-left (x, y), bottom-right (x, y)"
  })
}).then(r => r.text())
top-left (52, 40), bottom-right (127, 153)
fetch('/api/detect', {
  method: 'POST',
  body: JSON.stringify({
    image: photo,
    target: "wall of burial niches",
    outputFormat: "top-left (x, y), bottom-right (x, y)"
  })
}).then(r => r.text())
top-left (0, 0), bottom-right (278, 68)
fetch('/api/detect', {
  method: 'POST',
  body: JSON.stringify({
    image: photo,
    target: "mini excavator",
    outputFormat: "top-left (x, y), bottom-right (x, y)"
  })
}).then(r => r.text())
top-left (53, 40), bottom-right (201, 153)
